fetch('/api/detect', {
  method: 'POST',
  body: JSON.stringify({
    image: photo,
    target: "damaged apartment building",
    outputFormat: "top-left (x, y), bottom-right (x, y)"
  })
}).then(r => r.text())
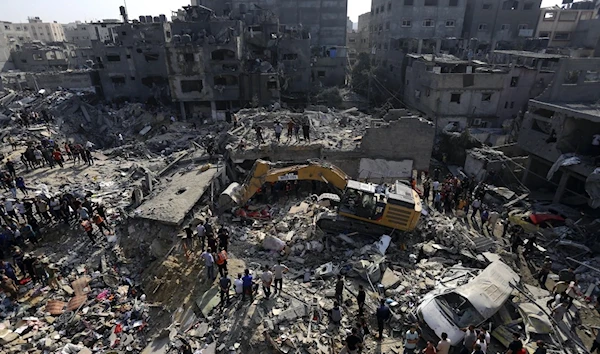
top-left (402, 49), bottom-right (564, 140)
top-left (517, 57), bottom-right (600, 206)
top-left (92, 2), bottom-right (347, 119)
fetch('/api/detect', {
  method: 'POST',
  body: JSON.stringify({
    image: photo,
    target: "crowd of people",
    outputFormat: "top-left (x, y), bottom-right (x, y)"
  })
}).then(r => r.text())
top-left (20, 139), bottom-right (95, 170)
top-left (0, 184), bottom-right (113, 303)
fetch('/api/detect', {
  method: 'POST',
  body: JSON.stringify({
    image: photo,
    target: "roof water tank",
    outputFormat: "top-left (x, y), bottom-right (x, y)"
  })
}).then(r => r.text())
top-left (182, 34), bottom-right (192, 43)
top-left (145, 16), bottom-right (153, 23)
top-left (153, 16), bottom-right (160, 23)
top-left (159, 14), bottom-right (167, 23)
top-left (139, 16), bottom-right (146, 23)
top-left (173, 35), bottom-right (182, 42)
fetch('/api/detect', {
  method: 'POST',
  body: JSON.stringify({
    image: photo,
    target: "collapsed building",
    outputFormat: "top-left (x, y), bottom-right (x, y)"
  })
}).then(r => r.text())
top-left (88, 3), bottom-right (347, 120)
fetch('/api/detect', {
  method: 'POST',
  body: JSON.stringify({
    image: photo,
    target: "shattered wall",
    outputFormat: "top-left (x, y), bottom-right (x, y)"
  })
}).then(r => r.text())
top-left (24, 70), bottom-right (96, 91)
top-left (360, 113), bottom-right (435, 171)
top-left (278, 34), bottom-right (311, 94)
top-left (537, 57), bottom-right (600, 103)
top-left (93, 23), bottom-right (171, 102)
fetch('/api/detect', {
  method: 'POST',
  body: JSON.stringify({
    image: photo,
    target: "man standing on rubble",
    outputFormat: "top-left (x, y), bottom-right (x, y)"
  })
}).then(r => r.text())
top-left (273, 260), bottom-right (289, 294)
top-left (196, 221), bottom-right (206, 249)
top-left (254, 125), bottom-right (265, 144)
top-left (470, 198), bottom-right (481, 222)
top-left (215, 247), bottom-right (228, 277)
top-left (218, 226), bottom-right (230, 251)
top-left (460, 325), bottom-right (477, 354)
top-left (261, 265), bottom-right (274, 300)
top-left (219, 271), bottom-right (232, 309)
top-left (242, 269), bottom-right (254, 301)
top-left (335, 274), bottom-right (344, 304)
top-left (404, 324), bottom-right (419, 352)
top-left (506, 332), bottom-right (523, 354)
top-left (274, 121), bottom-right (283, 143)
top-left (201, 248), bottom-right (216, 282)
top-left (302, 119), bottom-right (310, 143)
top-left (357, 285), bottom-right (366, 316)
top-left (376, 299), bottom-right (391, 341)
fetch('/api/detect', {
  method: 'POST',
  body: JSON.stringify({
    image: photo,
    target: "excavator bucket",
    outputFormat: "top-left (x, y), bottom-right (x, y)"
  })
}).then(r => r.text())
top-left (219, 182), bottom-right (242, 208)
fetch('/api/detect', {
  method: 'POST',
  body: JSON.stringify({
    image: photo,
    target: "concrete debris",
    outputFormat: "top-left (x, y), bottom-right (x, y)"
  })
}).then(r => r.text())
top-left (0, 85), bottom-right (597, 354)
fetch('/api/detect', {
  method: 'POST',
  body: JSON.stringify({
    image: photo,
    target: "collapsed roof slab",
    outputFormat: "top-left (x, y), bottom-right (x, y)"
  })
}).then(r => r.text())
top-left (136, 166), bottom-right (225, 225)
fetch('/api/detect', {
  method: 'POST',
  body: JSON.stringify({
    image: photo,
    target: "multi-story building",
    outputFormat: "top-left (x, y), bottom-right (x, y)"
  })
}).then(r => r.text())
top-left (93, 5), bottom-right (313, 119)
top-left (369, 0), bottom-right (467, 57)
top-left (535, 4), bottom-right (597, 47)
top-left (517, 58), bottom-right (600, 205)
top-left (26, 17), bottom-right (66, 42)
top-left (0, 21), bottom-right (33, 70)
top-left (403, 54), bottom-right (506, 131)
top-left (63, 20), bottom-right (122, 47)
top-left (191, 0), bottom-right (348, 86)
top-left (10, 42), bottom-right (83, 72)
top-left (463, 0), bottom-right (542, 50)
top-left (489, 50), bottom-right (563, 122)
top-left (92, 21), bottom-right (171, 102)
top-left (356, 12), bottom-right (371, 54)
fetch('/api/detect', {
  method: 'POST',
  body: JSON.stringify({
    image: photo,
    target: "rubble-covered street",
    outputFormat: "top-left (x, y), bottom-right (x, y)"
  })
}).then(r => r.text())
top-left (0, 85), bottom-right (599, 354)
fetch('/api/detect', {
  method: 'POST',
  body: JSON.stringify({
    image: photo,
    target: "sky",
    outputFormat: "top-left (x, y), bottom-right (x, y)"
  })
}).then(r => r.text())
top-left (0, 0), bottom-right (569, 24)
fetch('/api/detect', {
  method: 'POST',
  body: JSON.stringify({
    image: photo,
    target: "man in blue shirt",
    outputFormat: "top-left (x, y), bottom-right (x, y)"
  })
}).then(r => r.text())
top-left (242, 269), bottom-right (253, 301)
top-left (376, 299), bottom-right (391, 340)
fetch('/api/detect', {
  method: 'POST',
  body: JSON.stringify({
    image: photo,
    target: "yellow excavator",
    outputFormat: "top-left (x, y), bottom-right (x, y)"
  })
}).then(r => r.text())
top-left (220, 159), bottom-right (422, 234)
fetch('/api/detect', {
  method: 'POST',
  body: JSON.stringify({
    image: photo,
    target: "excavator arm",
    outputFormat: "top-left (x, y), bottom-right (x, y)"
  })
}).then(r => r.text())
top-left (220, 159), bottom-right (349, 207)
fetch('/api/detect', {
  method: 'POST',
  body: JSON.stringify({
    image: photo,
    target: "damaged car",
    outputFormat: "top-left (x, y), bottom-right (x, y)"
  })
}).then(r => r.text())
top-left (416, 261), bottom-right (520, 345)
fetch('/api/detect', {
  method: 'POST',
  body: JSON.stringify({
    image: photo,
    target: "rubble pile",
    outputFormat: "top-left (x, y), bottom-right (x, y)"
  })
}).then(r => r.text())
top-left (228, 107), bottom-right (370, 151)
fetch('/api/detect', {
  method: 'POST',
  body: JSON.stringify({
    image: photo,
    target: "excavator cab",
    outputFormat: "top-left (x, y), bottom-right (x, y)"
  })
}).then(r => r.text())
top-left (339, 181), bottom-right (386, 221)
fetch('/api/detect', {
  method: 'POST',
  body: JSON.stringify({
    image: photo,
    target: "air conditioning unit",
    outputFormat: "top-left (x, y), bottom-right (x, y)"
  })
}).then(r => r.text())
top-left (472, 118), bottom-right (482, 126)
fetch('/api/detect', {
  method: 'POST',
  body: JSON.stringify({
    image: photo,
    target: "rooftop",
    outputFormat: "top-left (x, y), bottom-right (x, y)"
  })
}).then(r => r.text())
top-left (492, 50), bottom-right (566, 59)
top-left (531, 99), bottom-right (600, 120)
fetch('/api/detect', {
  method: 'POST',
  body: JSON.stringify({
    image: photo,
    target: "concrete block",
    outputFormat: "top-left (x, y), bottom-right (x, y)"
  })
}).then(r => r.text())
top-left (380, 268), bottom-right (401, 289)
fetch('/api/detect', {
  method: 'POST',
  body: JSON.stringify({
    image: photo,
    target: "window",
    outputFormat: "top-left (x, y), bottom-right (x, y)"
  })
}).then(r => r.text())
top-left (518, 24), bottom-right (528, 30)
top-left (106, 54), bottom-right (120, 62)
top-left (388, 2), bottom-right (392, 11)
top-left (318, 71), bottom-right (326, 78)
top-left (402, 20), bottom-right (412, 27)
top-left (446, 20), bottom-right (455, 27)
top-left (424, 0), bottom-right (438, 6)
top-left (544, 11), bottom-right (556, 20)
top-left (376, 7), bottom-right (379, 14)
top-left (450, 93), bottom-right (461, 103)
top-left (504, 102), bottom-right (509, 109)
top-left (523, 2), bottom-right (534, 9)
top-left (478, 23), bottom-right (488, 31)
top-left (510, 102), bottom-right (515, 108)
top-left (380, 5), bottom-right (385, 12)
top-left (449, 0), bottom-right (458, 5)
top-left (404, 0), bottom-right (414, 5)
top-left (502, 1), bottom-right (519, 10)
top-left (126, 54), bottom-right (131, 59)
top-left (564, 70), bottom-right (580, 84)
top-left (500, 24), bottom-right (510, 30)
top-left (423, 19), bottom-right (435, 27)
top-left (183, 53), bottom-right (195, 62)
top-left (539, 32), bottom-right (550, 37)
top-left (166, 31), bottom-right (171, 38)
top-left (510, 76), bottom-right (519, 87)
top-left (390, 65), bottom-right (394, 72)
top-left (584, 71), bottom-right (600, 82)
top-left (553, 32), bottom-right (570, 40)
top-left (559, 12), bottom-right (578, 21)
top-left (110, 77), bottom-right (126, 85)
top-left (383, 43), bottom-right (388, 50)
top-left (180, 80), bottom-right (203, 93)
top-left (385, 22), bottom-right (390, 30)
top-left (482, 93), bottom-right (492, 101)
top-left (131, 76), bottom-right (136, 81)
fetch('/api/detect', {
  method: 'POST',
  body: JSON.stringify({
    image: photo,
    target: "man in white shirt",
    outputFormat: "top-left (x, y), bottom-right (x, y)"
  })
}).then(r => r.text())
top-left (261, 265), bottom-right (274, 300)
top-left (437, 332), bottom-right (451, 354)
top-left (273, 260), bottom-right (289, 294)
top-left (196, 222), bottom-right (206, 249)
top-left (475, 333), bottom-right (487, 353)
top-left (432, 180), bottom-right (440, 192)
top-left (201, 249), bottom-right (215, 281)
top-left (234, 273), bottom-right (244, 295)
top-left (404, 325), bottom-right (419, 354)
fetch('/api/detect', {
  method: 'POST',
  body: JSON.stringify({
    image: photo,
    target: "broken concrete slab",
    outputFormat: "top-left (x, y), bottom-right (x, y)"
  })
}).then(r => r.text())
top-left (195, 285), bottom-right (221, 318)
top-left (380, 268), bottom-right (401, 289)
top-left (136, 166), bottom-right (224, 225)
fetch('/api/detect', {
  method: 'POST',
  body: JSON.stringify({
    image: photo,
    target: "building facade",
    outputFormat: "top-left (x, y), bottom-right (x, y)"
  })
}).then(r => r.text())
top-left (403, 54), bottom-right (506, 131)
top-left (64, 21), bottom-right (122, 47)
top-left (26, 17), bottom-right (67, 42)
top-left (535, 6), bottom-right (597, 47)
top-left (517, 58), bottom-right (600, 205)
top-left (463, 0), bottom-right (542, 49)
top-left (369, 0), bottom-right (467, 58)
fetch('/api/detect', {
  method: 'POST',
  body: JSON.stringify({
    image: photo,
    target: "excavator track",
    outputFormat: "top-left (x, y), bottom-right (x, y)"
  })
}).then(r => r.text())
top-left (316, 212), bottom-right (397, 238)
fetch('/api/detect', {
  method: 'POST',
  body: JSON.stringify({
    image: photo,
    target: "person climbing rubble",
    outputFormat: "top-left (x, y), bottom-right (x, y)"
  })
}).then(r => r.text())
top-left (273, 260), bottom-right (288, 294)
top-left (215, 247), bottom-right (228, 277)
top-left (261, 265), bottom-right (273, 300)
top-left (274, 120), bottom-right (283, 143)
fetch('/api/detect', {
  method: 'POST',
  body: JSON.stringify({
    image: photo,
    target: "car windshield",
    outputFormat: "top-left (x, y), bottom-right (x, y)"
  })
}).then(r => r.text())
top-left (435, 292), bottom-right (485, 328)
